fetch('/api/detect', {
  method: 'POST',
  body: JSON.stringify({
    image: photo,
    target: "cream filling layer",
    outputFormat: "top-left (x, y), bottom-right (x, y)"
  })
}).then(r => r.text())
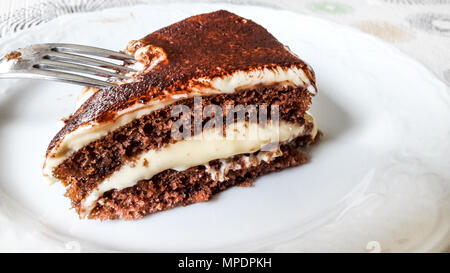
top-left (44, 66), bottom-right (316, 182)
top-left (81, 118), bottom-right (316, 217)
top-left (204, 148), bottom-right (283, 182)
top-left (76, 87), bottom-right (99, 109)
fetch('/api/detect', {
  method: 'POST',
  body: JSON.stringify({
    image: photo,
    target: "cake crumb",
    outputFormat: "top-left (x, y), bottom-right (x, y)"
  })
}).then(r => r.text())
top-left (4, 51), bottom-right (22, 61)
top-left (143, 158), bottom-right (149, 167)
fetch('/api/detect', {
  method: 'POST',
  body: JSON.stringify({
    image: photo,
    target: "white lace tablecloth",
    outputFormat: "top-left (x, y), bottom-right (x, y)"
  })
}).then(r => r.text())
top-left (1, 0), bottom-right (450, 86)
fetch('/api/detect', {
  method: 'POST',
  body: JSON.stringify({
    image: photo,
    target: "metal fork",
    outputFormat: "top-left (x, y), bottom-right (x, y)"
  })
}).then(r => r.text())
top-left (0, 43), bottom-right (136, 88)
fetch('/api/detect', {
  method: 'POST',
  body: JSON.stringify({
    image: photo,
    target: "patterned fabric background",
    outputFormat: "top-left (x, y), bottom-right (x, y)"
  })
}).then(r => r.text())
top-left (0, 0), bottom-right (449, 86)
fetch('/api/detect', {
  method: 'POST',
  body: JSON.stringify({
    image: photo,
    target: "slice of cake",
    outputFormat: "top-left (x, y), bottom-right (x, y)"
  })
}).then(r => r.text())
top-left (43, 10), bottom-right (321, 220)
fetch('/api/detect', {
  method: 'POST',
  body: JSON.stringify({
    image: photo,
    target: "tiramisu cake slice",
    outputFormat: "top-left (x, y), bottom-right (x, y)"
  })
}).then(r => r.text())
top-left (43, 10), bottom-right (321, 220)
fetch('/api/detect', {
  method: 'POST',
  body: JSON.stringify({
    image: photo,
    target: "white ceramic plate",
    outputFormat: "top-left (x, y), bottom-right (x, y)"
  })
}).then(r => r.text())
top-left (0, 2), bottom-right (449, 252)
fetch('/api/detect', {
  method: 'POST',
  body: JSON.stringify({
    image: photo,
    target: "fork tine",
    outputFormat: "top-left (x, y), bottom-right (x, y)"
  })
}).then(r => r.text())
top-left (46, 43), bottom-right (136, 62)
top-left (45, 51), bottom-right (136, 72)
top-left (29, 69), bottom-right (115, 88)
top-left (36, 59), bottom-right (131, 79)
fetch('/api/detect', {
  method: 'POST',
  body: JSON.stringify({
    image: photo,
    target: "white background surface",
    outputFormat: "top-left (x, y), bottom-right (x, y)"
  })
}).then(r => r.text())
top-left (0, 2), bottom-right (449, 252)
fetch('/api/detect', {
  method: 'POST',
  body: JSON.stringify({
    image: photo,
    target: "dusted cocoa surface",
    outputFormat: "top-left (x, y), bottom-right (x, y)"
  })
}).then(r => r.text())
top-left (57, 84), bottom-right (313, 208)
top-left (88, 134), bottom-right (321, 220)
top-left (46, 10), bottom-right (315, 156)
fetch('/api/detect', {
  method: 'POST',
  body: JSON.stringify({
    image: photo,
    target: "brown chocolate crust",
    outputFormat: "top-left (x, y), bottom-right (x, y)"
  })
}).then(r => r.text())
top-left (58, 84), bottom-right (313, 208)
top-left (88, 134), bottom-right (321, 220)
top-left (46, 10), bottom-right (315, 156)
